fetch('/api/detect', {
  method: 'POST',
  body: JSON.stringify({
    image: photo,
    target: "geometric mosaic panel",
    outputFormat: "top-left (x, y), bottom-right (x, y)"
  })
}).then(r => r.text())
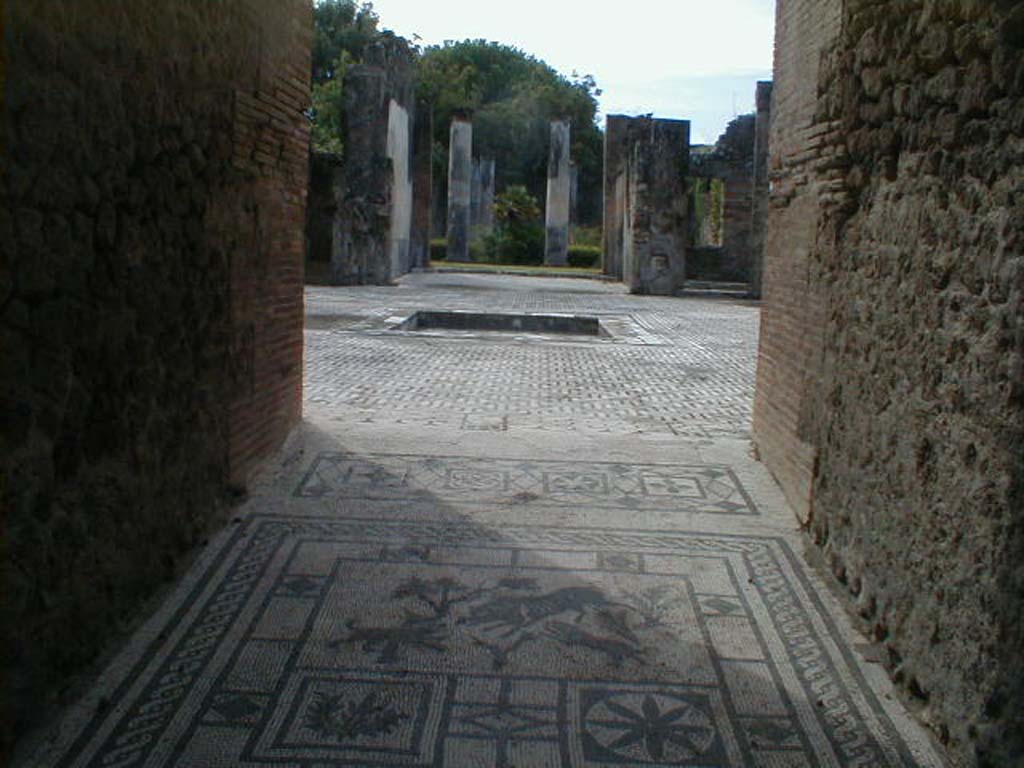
top-left (48, 516), bottom-right (927, 767)
top-left (296, 453), bottom-right (759, 515)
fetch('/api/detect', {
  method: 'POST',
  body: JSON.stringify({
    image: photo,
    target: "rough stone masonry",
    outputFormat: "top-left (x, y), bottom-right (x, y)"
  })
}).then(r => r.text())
top-left (754, 1), bottom-right (1024, 765)
top-left (0, 0), bottom-right (312, 761)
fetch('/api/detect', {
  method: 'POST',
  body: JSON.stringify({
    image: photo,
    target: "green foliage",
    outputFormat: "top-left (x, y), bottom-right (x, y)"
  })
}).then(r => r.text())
top-left (429, 239), bottom-right (447, 261)
top-left (571, 225), bottom-right (602, 248)
top-left (311, 1), bottom-right (383, 156)
top-left (709, 178), bottom-right (725, 246)
top-left (567, 245), bottom-right (601, 269)
top-left (494, 185), bottom-right (541, 226)
top-left (486, 225), bottom-right (544, 266)
top-left (488, 186), bottom-right (544, 265)
top-left (417, 40), bottom-right (604, 223)
top-left (313, 0), bottom-right (380, 83)
top-left (311, 53), bottom-right (349, 155)
top-left (691, 177), bottom-right (725, 247)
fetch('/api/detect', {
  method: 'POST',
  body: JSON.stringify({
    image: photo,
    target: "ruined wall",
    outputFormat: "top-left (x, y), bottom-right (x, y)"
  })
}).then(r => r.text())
top-left (620, 118), bottom-right (690, 295)
top-left (0, 0), bottom-right (311, 758)
top-left (756, 0), bottom-right (1024, 764)
top-left (328, 37), bottom-right (415, 284)
top-left (690, 115), bottom-right (757, 286)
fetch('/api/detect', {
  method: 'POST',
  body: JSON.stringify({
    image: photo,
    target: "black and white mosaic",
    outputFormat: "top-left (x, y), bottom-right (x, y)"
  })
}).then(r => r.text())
top-left (296, 453), bottom-right (759, 516)
top-left (50, 517), bottom-right (924, 767)
top-left (303, 279), bottom-right (758, 439)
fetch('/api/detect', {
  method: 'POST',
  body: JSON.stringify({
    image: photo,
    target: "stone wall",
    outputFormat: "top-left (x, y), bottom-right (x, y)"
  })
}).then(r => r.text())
top-left (756, 0), bottom-right (1024, 763)
top-left (690, 114), bottom-right (757, 286)
top-left (0, 0), bottom-right (311, 759)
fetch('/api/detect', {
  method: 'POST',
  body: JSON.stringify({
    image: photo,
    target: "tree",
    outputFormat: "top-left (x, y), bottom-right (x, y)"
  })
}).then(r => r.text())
top-left (309, 1), bottom-right (382, 155)
top-left (417, 41), bottom-right (604, 225)
top-left (312, 0), bottom-right (380, 84)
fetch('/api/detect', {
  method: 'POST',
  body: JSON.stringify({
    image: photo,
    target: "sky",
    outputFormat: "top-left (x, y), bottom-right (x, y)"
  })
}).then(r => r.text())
top-left (369, 0), bottom-right (777, 145)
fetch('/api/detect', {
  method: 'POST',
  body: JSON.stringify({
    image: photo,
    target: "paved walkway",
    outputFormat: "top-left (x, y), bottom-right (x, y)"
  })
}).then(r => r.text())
top-left (25, 274), bottom-right (943, 767)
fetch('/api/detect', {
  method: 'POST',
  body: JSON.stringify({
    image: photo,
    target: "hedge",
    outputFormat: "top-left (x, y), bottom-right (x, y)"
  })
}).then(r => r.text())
top-left (567, 245), bottom-right (601, 269)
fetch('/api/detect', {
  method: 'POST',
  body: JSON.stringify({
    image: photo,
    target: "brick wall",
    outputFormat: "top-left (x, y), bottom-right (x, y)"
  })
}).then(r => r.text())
top-left (752, 0), bottom-right (843, 519)
top-left (0, 1), bottom-right (311, 758)
top-left (226, 4), bottom-right (311, 485)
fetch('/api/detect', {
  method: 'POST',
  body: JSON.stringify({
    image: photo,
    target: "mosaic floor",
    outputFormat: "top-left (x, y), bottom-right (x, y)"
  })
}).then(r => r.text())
top-left (23, 273), bottom-right (944, 767)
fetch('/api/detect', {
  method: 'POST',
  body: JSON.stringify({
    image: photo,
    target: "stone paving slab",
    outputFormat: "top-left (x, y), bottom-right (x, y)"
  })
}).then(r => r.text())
top-left (20, 273), bottom-right (945, 767)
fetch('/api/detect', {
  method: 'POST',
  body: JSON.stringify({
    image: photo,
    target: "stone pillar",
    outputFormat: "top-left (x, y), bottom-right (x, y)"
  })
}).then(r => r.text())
top-left (603, 115), bottom-right (630, 278)
top-left (479, 158), bottom-right (496, 237)
top-left (622, 118), bottom-right (690, 295)
top-left (446, 117), bottom-right (472, 262)
top-left (467, 157), bottom-right (495, 242)
top-left (545, 119), bottom-right (571, 266)
top-left (410, 99), bottom-right (433, 269)
top-left (750, 81), bottom-right (773, 299)
top-left (386, 98), bottom-right (413, 279)
top-left (570, 162), bottom-right (580, 229)
top-left (470, 158), bottom-right (483, 231)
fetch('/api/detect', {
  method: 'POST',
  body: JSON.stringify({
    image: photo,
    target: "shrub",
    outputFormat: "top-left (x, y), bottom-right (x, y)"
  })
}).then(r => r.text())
top-left (491, 186), bottom-right (544, 265)
top-left (568, 245), bottom-right (601, 269)
top-left (492, 223), bottom-right (544, 265)
top-left (571, 226), bottom-right (602, 248)
top-left (429, 239), bottom-right (447, 261)
top-left (469, 239), bottom-right (492, 262)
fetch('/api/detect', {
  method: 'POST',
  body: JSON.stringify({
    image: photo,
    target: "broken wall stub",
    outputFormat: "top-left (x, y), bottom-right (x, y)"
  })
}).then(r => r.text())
top-left (545, 119), bottom-right (572, 266)
top-left (326, 36), bottom-right (415, 285)
top-left (755, 0), bottom-right (1024, 763)
top-left (0, 0), bottom-right (312, 758)
top-left (604, 117), bottom-right (690, 294)
top-left (446, 117), bottom-right (473, 262)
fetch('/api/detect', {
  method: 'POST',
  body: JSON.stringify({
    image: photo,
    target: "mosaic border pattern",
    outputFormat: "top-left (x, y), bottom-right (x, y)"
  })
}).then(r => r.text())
top-left (49, 517), bottom-right (921, 767)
